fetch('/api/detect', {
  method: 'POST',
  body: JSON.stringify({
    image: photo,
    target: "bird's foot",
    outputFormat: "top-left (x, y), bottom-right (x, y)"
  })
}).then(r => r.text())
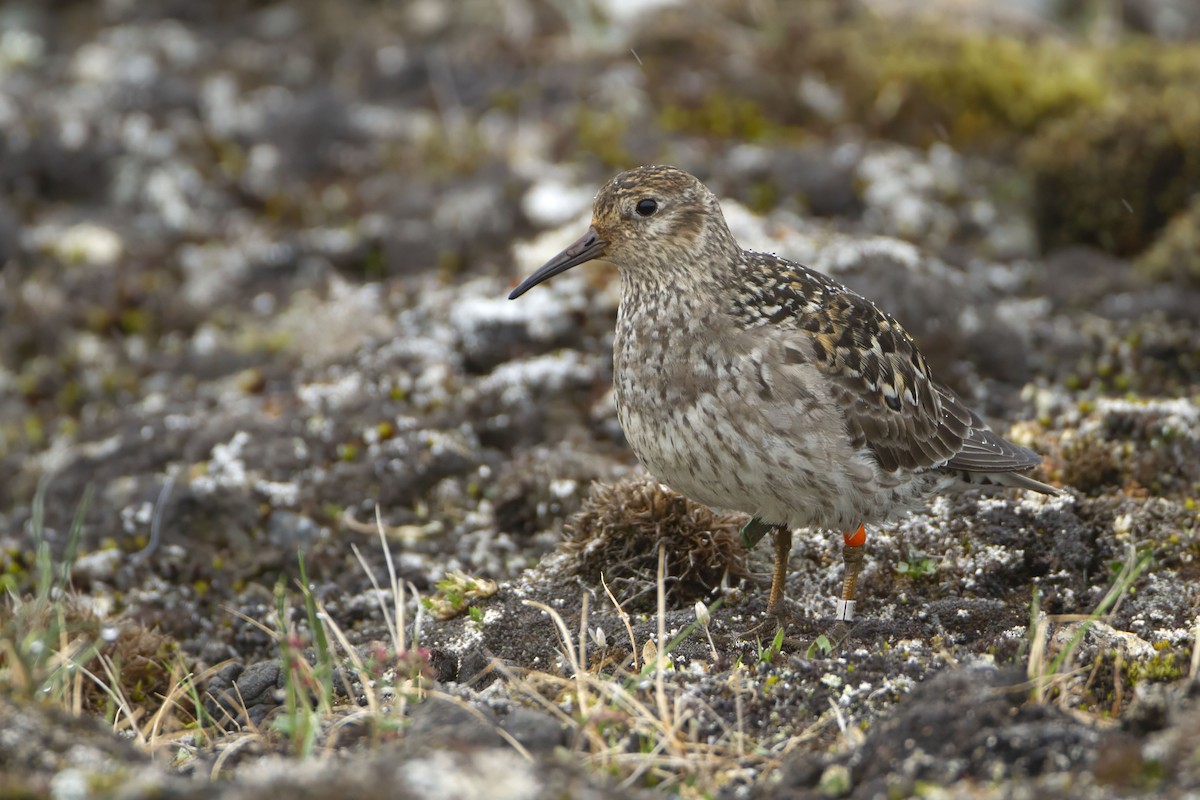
top-left (736, 524), bottom-right (796, 642)
top-left (735, 615), bottom-right (786, 642)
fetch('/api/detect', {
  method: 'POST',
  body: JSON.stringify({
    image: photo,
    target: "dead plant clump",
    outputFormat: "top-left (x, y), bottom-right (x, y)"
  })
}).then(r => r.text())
top-left (562, 477), bottom-right (751, 610)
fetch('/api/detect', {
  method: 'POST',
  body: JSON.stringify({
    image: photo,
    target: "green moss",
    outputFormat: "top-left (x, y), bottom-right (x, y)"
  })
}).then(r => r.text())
top-left (573, 107), bottom-right (631, 170)
top-left (1136, 196), bottom-right (1200, 286)
top-left (215, 140), bottom-right (246, 180)
top-left (435, 249), bottom-right (465, 278)
top-left (22, 414), bottom-right (44, 446)
top-left (748, 181), bottom-right (778, 215)
top-left (660, 94), bottom-right (777, 142)
top-left (1024, 90), bottom-right (1200, 255)
top-left (864, 26), bottom-right (1105, 146)
top-left (117, 308), bottom-right (150, 335)
top-left (637, 6), bottom-right (1200, 255)
top-left (55, 380), bottom-right (83, 415)
top-left (1126, 652), bottom-right (1184, 683)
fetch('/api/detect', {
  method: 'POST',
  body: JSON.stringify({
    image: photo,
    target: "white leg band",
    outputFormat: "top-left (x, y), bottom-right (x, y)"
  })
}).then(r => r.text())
top-left (834, 599), bottom-right (856, 622)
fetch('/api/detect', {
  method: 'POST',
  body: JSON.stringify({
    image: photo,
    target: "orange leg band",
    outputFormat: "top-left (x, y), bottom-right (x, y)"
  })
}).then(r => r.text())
top-left (844, 523), bottom-right (867, 548)
top-left (836, 524), bottom-right (868, 621)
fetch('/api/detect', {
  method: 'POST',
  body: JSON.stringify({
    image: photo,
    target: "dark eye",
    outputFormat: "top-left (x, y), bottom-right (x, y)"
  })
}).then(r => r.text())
top-left (635, 198), bottom-right (658, 217)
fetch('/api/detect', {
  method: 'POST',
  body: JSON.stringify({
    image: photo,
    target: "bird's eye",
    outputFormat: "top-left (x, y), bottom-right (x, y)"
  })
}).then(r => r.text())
top-left (635, 198), bottom-right (658, 217)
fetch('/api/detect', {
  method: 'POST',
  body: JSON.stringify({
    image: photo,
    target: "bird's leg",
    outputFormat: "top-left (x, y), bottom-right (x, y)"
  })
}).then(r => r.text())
top-left (766, 525), bottom-right (792, 617)
top-left (835, 523), bottom-right (867, 622)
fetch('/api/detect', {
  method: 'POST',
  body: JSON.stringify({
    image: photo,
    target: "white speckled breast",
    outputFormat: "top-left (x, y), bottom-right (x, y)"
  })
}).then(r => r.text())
top-left (611, 280), bottom-right (947, 532)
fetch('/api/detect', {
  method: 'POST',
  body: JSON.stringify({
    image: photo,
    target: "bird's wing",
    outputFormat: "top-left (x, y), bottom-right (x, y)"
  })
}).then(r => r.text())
top-left (942, 403), bottom-right (1043, 472)
top-left (733, 259), bottom-right (1039, 475)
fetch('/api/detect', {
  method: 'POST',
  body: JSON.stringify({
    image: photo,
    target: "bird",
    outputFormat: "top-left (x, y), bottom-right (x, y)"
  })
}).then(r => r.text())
top-left (508, 165), bottom-right (1059, 623)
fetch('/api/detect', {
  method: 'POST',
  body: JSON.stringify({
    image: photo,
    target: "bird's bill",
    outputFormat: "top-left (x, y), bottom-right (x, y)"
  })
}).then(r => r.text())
top-left (508, 226), bottom-right (608, 299)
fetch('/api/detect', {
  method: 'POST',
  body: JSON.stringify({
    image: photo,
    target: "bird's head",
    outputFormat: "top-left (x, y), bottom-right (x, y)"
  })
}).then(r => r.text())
top-left (508, 165), bottom-right (737, 299)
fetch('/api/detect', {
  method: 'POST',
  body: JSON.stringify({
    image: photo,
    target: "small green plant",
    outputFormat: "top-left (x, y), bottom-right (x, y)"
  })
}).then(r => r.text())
top-left (423, 570), bottom-right (498, 620)
top-left (0, 479), bottom-right (97, 706)
top-left (694, 600), bottom-right (718, 661)
top-left (1, 479), bottom-right (212, 752)
top-left (806, 634), bottom-right (834, 659)
top-left (265, 531), bottom-right (435, 756)
top-left (504, 545), bottom-right (828, 790)
top-left (298, 551), bottom-right (335, 703)
top-left (1027, 544), bottom-right (1154, 705)
top-left (895, 548), bottom-right (938, 579)
top-left (272, 570), bottom-right (328, 758)
top-left (758, 627), bottom-right (785, 665)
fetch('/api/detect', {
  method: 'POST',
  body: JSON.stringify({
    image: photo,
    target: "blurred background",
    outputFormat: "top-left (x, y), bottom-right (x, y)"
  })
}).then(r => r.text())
top-left (2, 2), bottom-right (1200, 793)
top-left (1, 0), bottom-right (1198, 662)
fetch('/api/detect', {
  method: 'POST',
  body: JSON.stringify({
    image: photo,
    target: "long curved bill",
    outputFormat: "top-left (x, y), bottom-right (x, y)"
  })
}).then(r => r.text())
top-left (508, 226), bottom-right (608, 299)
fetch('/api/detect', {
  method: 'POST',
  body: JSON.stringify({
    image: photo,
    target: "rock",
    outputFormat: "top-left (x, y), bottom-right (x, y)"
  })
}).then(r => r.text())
top-left (204, 661), bottom-right (285, 728)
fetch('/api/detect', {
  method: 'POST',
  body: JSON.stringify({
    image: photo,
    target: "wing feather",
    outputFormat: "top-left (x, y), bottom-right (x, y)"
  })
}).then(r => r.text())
top-left (731, 257), bottom-right (1046, 478)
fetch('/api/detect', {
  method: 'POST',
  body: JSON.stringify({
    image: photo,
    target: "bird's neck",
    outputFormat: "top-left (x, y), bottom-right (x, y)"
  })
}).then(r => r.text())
top-left (616, 237), bottom-right (743, 301)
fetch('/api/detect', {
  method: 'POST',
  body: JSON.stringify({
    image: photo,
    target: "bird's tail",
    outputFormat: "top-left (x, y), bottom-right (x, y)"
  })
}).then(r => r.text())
top-left (961, 470), bottom-right (1061, 496)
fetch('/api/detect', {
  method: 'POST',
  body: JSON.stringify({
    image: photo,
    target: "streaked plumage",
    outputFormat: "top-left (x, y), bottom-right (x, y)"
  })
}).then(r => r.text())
top-left (509, 165), bottom-right (1058, 621)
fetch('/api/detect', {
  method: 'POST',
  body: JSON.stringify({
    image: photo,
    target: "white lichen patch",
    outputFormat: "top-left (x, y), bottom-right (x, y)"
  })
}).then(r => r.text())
top-left (872, 672), bottom-right (918, 701)
top-left (120, 500), bottom-right (155, 534)
top-left (373, 320), bottom-right (458, 367)
top-left (49, 222), bottom-right (124, 267)
top-left (78, 434), bottom-right (122, 461)
top-left (192, 430), bottom-right (251, 492)
top-left (973, 496), bottom-right (1017, 515)
top-left (1079, 396), bottom-right (1200, 440)
top-left (595, 0), bottom-right (687, 27)
top-left (1053, 621), bottom-right (1156, 660)
top-left (476, 351), bottom-right (596, 407)
top-left (399, 745), bottom-right (540, 799)
top-left (178, 242), bottom-right (249, 307)
top-left (297, 371), bottom-right (365, 412)
top-left (71, 548), bottom-right (123, 583)
top-left (1015, 491), bottom-right (1076, 516)
top-left (858, 144), bottom-right (963, 240)
top-left (722, 200), bottom-right (822, 263)
top-left (1000, 626), bottom-right (1029, 641)
top-left (254, 479), bottom-right (300, 507)
top-left (960, 544), bottom-right (1025, 592)
top-left (453, 285), bottom-right (575, 346)
top-left (32, 434), bottom-right (79, 479)
top-left (0, 27), bottom-right (46, 69)
top-left (521, 179), bottom-right (595, 228)
top-left (271, 277), bottom-right (390, 366)
top-left (1151, 625), bottom-right (1197, 645)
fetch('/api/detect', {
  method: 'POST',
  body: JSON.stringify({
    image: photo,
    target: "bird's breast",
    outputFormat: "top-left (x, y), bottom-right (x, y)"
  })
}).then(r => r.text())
top-left (611, 296), bottom-right (796, 514)
top-left (609, 293), bottom-right (933, 528)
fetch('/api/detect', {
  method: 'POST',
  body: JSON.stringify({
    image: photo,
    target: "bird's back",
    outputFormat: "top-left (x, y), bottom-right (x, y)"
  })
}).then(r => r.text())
top-left (728, 252), bottom-right (1053, 480)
